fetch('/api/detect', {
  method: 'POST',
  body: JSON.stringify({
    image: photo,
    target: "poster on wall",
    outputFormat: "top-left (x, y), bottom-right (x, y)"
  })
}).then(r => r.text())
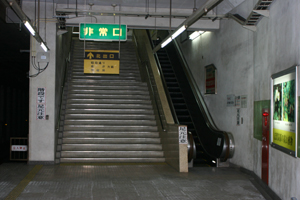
top-left (205, 64), bottom-right (217, 94)
top-left (271, 66), bottom-right (298, 157)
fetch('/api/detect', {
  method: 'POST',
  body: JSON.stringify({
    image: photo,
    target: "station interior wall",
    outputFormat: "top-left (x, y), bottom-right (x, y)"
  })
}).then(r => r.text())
top-left (177, 0), bottom-right (300, 199)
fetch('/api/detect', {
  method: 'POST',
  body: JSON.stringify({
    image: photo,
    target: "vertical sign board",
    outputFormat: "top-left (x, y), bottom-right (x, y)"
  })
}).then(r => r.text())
top-left (179, 126), bottom-right (188, 144)
top-left (36, 87), bottom-right (46, 120)
top-left (271, 66), bottom-right (298, 157)
top-left (205, 64), bottom-right (217, 94)
top-left (227, 94), bottom-right (235, 107)
top-left (84, 50), bottom-right (120, 74)
top-left (79, 23), bottom-right (127, 41)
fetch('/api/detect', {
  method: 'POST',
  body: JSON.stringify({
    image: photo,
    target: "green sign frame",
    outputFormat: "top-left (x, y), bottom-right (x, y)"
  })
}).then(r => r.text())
top-left (79, 23), bottom-right (127, 41)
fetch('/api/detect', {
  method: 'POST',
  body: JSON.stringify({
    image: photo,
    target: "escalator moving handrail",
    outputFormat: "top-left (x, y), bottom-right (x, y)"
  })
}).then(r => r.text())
top-left (147, 31), bottom-right (180, 124)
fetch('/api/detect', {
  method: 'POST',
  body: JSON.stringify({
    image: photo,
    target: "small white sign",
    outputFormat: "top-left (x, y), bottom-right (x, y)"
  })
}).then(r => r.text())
top-left (37, 87), bottom-right (46, 103)
top-left (11, 145), bottom-right (27, 151)
top-left (235, 95), bottom-right (241, 108)
top-left (241, 95), bottom-right (247, 108)
top-left (237, 108), bottom-right (240, 126)
top-left (36, 104), bottom-right (46, 120)
top-left (227, 94), bottom-right (235, 107)
top-left (178, 126), bottom-right (188, 144)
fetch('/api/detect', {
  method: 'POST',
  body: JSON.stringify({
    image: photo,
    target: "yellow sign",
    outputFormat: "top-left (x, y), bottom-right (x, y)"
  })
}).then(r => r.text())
top-left (84, 50), bottom-right (120, 74)
top-left (273, 128), bottom-right (296, 151)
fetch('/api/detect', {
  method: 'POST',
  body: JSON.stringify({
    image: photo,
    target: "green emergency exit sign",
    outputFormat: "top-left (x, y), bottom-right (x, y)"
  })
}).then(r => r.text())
top-left (79, 23), bottom-right (127, 41)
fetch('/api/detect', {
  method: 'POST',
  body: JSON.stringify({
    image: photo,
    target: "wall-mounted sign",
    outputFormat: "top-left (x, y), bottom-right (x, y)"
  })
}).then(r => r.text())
top-left (227, 94), bottom-right (235, 107)
top-left (241, 95), bottom-right (247, 108)
top-left (36, 87), bottom-right (46, 120)
top-left (205, 64), bottom-right (217, 94)
top-left (237, 108), bottom-right (240, 126)
top-left (235, 96), bottom-right (241, 108)
top-left (11, 145), bottom-right (27, 151)
top-left (179, 126), bottom-right (188, 144)
top-left (84, 50), bottom-right (120, 74)
top-left (79, 23), bottom-right (127, 41)
top-left (271, 66), bottom-right (298, 157)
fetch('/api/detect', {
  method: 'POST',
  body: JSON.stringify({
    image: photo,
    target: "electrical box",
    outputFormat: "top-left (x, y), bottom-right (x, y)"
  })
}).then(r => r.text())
top-left (37, 52), bottom-right (50, 63)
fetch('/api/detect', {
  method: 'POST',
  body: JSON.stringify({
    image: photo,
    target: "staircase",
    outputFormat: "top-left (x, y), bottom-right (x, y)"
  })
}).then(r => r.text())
top-left (56, 39), bottom-right (165, 163)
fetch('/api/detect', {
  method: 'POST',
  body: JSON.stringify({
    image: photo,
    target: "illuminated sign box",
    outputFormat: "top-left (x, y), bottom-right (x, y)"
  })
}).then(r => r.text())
top-left (79, 23), bottom-right (127, 41)
top-left (271, 66), bottom-right (298, 157)
top-left (84, 50), bottom-right (120, 74)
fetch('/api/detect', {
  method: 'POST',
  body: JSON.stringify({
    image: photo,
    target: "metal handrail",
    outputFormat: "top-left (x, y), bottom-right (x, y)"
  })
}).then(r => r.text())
top-left (55, 52), bottom-right (71, 132)
top-left (144, 61), bottom-right (166, 131)
top-left (147, 31), bottom-right (179, 124)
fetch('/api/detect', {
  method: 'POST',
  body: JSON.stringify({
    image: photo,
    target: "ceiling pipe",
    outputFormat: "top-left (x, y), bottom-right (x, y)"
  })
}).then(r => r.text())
top-left (152, 0), bottom-right (224, 53)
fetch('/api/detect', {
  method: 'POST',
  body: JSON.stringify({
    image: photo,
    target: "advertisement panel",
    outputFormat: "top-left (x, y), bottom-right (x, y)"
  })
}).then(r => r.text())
top-left (271, 66), bottom-right (298, 157)
top-left (205, 64), bottom-right (217, 94)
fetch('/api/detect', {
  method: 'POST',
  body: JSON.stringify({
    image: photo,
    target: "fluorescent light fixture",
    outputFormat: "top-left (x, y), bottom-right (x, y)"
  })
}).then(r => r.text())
top-left (171, 25), bottom-right (186, 39)
top-left (40, 42), bottom-right (48, 52)
top-left (189, 31), bottom-right (205, 40)
top-left (212, 160), bottom-right (216, 163)
top-left (161, 37), bottom-right (172, 48)
top-left (24, 21), bottom-right (35, 36)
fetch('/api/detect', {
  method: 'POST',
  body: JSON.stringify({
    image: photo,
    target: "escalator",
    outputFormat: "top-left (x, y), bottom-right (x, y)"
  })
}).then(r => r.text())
top-left (151, 33), bottom-right (234, 166)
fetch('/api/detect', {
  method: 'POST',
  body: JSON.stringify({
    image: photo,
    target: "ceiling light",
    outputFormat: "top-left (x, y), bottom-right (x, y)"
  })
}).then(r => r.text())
top-left (24, 21), bottom-right (35, 36)
top-left (161, 37), bottom-right (172, 48)
top-left (189, 31), bottom-right (205, 40)
top-left (171, 25), bottom-right (186, 39)
top-left (40, 42), bottom-right (48, 52)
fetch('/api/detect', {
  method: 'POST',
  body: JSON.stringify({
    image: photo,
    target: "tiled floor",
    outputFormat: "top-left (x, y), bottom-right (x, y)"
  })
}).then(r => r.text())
top-left (0, 163), bottom-right (269, 200)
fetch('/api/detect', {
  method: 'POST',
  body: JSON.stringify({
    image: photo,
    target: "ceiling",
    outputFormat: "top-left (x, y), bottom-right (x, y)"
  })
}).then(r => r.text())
top-left (0, 0), bottom-right (246, 90)
top-left (23, 0), bottom-right (208, 9)
top-left (22, 0), bottom-right (246, 13)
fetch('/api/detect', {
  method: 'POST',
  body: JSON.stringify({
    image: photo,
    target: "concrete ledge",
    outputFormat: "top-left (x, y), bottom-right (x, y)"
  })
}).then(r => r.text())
top-left (28, 161), bottom-right (55, 165)
top-left (230, 163), bottom-right (281, 200)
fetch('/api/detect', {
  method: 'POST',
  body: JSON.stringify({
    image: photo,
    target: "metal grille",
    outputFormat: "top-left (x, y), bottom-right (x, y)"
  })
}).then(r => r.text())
top-left (10, 137), bottom-right (28, 161)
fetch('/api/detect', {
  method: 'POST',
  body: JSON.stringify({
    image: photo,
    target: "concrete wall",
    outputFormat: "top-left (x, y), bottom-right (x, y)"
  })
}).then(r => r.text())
top-left (24, 2), bottom-right (57, 163)
top-left (178, 0), bottom-right (300, 199)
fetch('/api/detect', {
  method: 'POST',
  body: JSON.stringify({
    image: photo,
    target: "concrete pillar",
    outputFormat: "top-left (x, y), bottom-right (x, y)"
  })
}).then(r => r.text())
top-left (23, 2), bottom-right (57, 164)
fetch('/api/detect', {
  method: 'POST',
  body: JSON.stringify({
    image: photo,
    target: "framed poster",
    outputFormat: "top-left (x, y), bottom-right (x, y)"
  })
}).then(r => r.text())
top-left (205, 64), bottom-right (217, 94)
top-left (271, 66), bottom-right (298, 157)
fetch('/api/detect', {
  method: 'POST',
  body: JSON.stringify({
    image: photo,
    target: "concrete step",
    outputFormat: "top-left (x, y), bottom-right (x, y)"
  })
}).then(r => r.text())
top-left (61, 151), bottom-right (164, 158)
top-left (68, 81), bottom-right (147, 86)
top-left (65, 108), bottom-right (154, 114)
top-left (61, 144), bottom-right (162, 151)
top-left (66, 99), bottom-right (151, 104)
top-left (62, 138), bottom-right (161, 144)
top-left (64, 113), bottom-right (155, 120)
top-left (68, 85), bottom-right (148, 90)
top-left (67, 94), bottom-right (151, 100)
top-left (67, 90), bottom-right (149, 95)
top-left (70, 79), bottom-right (141, 83)
top-left (60, 157), bottom-right (165, 163)
top-left (63, 131), bottom-right (160, 138)
top-left (64, 119), bottom-right (157, 125)
top-left (65, 104), bottom-right (153, 109)
top-left (63, 125), bottom-right (158, 131)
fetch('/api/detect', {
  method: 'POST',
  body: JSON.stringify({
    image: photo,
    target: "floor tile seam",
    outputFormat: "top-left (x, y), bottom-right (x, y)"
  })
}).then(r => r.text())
top-left (4, 165), bottom-right (43, 200)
